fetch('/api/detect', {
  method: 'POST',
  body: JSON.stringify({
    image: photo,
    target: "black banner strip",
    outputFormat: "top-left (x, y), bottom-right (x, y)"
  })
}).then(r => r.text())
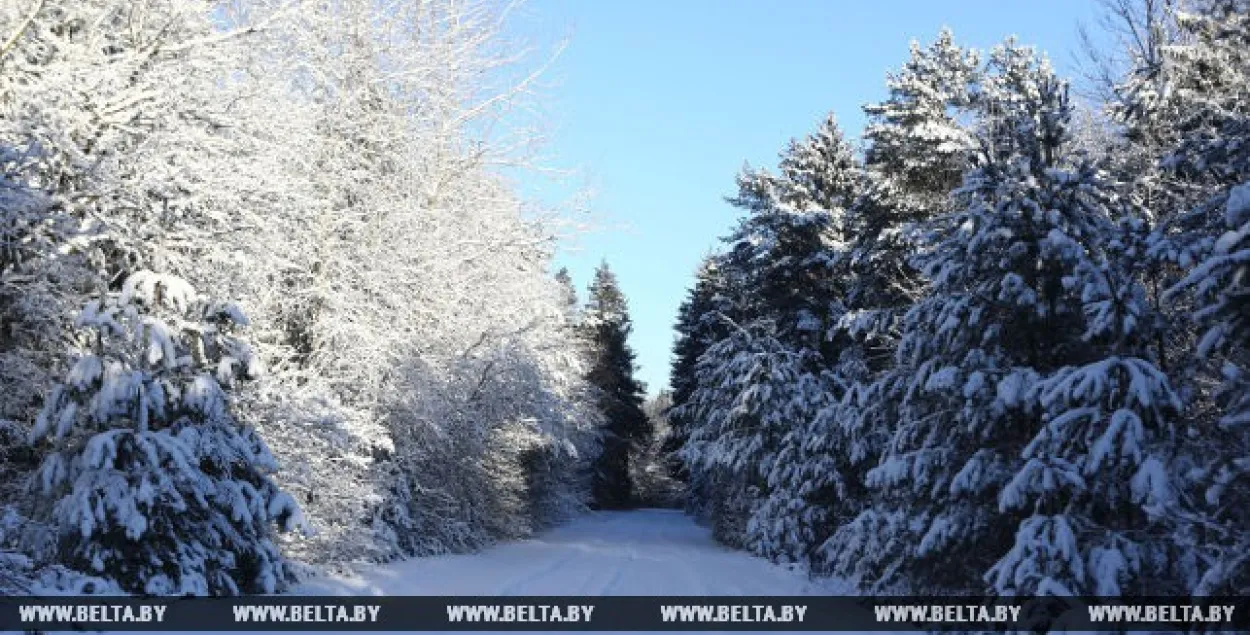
top-left (1, 595), bottom-right (1248, 631)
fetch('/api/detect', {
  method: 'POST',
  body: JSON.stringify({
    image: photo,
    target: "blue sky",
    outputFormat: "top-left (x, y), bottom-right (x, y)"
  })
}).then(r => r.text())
top-left (513, 1), bottom-right (1111, 394)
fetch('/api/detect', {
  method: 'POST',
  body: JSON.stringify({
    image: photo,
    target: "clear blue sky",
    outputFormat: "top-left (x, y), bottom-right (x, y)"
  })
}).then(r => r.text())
top-left (513, 1), bottom-right (1111, 395)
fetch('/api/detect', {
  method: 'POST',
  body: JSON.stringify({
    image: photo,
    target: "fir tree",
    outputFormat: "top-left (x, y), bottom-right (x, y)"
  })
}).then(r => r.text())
top-left (1155, 0), bottom-right (1250, 596)
top-left (29, 271), bottom-right (303, 595)
top-left (678, 115), bottom-right (860, 554)
top-left (583, 262), bottom-right (649, 509)
top-left (664, 257), bottom-right (732, 481)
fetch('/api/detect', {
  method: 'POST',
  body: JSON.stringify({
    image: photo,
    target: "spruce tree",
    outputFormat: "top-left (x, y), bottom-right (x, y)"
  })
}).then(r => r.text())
top-left (554, 267), bottom-right (580, 323)
top-left (825, 42), bottom-right (1176, 594)
top-left (1154, 0), bottom-right (1250, 596)
top-left (678, 115), bottom-right (860, 555)
top-left (29, 271), bottom-right (304, 595)
top-left (583, 263), bottom-right (649, 509)
top-left (664, 257), bottom-right (732, 481)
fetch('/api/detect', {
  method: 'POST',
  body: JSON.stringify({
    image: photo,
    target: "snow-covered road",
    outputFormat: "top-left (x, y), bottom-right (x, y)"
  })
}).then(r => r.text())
top-left (303, 509), bottom-right (831, 597)
top-left (35, 511), bottom-right (835, 635)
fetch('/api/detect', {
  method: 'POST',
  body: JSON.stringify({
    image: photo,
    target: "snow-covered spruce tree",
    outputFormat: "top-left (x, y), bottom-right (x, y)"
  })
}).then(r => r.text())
top-left (1086, 0), bottom-right (1204, 405)
top-left (555, 268), bottom-right (582, 325)
top-left (0, 0), bottom-right (254, 459)
top-left (985, 71), bottom-right (1191, 596)
top-left (29, 271), bottom-right (302, 595)
top-left (827, 43), bottom-right (1165, 594)
top-left (665, 256), bottom-right (734, 484)
top-left (681, 326), bottom-right (836, 553)
top-left (1155, 0), bottom-right (1250, 596)
top-left (862, 28), bottom-right (981, 211)
top-left (2, 0), bottom-right (309, 583)
top-left (584, 263), bottom-right (650, 510)
top-left (677, 115), bottom-right (860, 558)
top-left (747, 117), bottom-right (873, 564)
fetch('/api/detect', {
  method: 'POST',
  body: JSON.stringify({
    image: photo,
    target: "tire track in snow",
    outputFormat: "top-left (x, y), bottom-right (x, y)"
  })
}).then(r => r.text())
top-left (492, 548), bottom-right (583, 596)
top-left (596, 550), bottom-right (636, 595)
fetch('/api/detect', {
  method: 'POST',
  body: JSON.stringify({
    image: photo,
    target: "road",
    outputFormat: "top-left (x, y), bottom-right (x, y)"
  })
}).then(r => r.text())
top-left (302, 509), bottom-right (828, 597)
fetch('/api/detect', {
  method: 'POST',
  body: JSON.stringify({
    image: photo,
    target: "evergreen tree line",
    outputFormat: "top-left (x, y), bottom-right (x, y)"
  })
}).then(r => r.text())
top-left (0, 0), bottom-right (610, 595)
top-left (668, 0), bottom-right (1249, 596)
top-left (558, 263), bottom-right (655, 512)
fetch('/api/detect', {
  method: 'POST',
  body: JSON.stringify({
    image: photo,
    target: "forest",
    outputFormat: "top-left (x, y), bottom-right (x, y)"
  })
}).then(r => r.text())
top-left (0, 0), bottom-right (1247, 604)
top-left (666, 0), bottom-right (1250, 598)
top-left (0, 0), bottom-right (654, 595)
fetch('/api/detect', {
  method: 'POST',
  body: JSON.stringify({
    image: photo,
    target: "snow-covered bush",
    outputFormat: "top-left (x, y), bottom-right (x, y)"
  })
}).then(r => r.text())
top-left (29, 272), bottom-right (303, 595)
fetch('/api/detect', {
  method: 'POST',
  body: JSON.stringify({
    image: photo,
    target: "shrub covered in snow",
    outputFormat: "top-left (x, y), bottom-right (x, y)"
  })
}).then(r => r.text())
top-left (29, 272), bottom-right (304, 595)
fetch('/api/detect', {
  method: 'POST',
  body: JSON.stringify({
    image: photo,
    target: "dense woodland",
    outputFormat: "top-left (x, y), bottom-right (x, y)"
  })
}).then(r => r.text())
top-left (666, 0), bottom-right (1249, 597)
top-left (0, 0), bottom-right (657, 595)
top-left (1, 0), bottom-right (1247, 604)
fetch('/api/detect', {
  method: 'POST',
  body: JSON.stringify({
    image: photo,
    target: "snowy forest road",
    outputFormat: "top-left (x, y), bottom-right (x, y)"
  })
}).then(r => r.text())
top-left (47, 511), bottom-right (834, 635)
top-left (280, 509), bottom-right (831, 634)
top-left (302, 509), bottom-right (827, 597)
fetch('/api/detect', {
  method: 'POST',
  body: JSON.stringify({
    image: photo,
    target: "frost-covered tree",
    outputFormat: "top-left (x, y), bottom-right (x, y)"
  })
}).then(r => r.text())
top-left (555, 268), bottom-right (581, 324)
top-left (667, 7), bottom-right (1250, 602)
top-left (985, 69), bottom-right (1191, 593)
top-left (189, 0), bottom-right (602, 563)
top-left (1, 0), bottom-right (306, 586)
top-left (3, 0), bottom-right (601, 578)
top-left (665, 257), bottom-right (733, 482)
top-left (682, 327), bottom-right (835, 553)
top-left (584, 263), bottom-right (649, 510)
top-left (29, 271), bottom-right (303, 595)
top-left (630, 392), bottom-right (684, 508)
top-left (807, 40), bottom-right (987, 576)
top-left (1154, 0), bottom-right (1250, 596)
top-left (0, 0), bottom-right (258, 451)
top-left (985, 6), bottom-right (1250, 597)
top-left (863, 28), bottom-right (981, 209)
top-left (824, 42), bottom-right (1181, 594)
top-left (676, 116), bottom-right (861, 556)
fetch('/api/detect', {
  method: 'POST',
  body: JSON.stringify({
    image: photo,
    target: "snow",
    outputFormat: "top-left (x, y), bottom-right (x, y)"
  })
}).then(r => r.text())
top-left (299, 510), bottom-right (828, 598)
top-left (1226, 181), bottom-right (1250, 226)
top-left (38, 510), bottom-right (844, 635)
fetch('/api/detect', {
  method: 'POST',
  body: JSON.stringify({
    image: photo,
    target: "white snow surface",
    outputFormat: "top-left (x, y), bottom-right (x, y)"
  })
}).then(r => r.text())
top-left (302, 509), bottom-right (832, 597)
top-left (44, 510), bottom-right (843, 635)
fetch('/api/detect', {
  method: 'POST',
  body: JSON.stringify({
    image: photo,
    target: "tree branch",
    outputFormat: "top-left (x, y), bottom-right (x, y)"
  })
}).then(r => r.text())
top-left (0, 0), bottom-right (47, 67)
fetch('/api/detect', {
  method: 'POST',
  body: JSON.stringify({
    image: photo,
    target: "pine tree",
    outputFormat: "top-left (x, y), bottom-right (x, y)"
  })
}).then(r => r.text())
top-left (677, 115), bottom-right (860, 556)
top-left (811, 39), bottom-right (988, 580)
top-left (862, 28), bottom-right (982, 208)
top-left (1154, 0), bottom-right (1250, 596)
top-left (824, 42), bottom-right (1181, 594)
top-left (584, 262), bottom-right (649, 509)
top-left (664, 257), bottom-right (732, 481)
top-left (978, 57), bottom-right (1187, 597)
top-left (29, 271), bottom-right (303, 595)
